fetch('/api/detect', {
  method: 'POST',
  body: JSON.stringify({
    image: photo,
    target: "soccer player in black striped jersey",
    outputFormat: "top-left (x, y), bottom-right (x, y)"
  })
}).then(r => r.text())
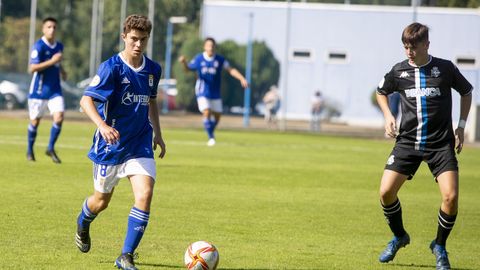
top-left (376, 23), bottom-right (472, 270)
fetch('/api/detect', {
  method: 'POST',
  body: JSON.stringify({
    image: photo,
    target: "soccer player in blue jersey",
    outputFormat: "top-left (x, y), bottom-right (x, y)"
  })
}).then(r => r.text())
top-left (27, 17), bottom-right (67, 163)
top-left (376, 23), bottom-right (472, 270)
top-left (74, 15), bottom-right (166, 270)
top-left (179, 37), bottom-right (248, 146)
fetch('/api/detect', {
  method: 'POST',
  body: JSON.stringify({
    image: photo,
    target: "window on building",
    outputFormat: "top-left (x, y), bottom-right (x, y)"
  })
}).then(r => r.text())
top-left (456, 57), bottom-right (476, 67)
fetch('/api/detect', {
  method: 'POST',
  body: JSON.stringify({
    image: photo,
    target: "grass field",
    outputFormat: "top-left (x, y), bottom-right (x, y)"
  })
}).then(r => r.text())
top-left (0, 117), bottom-right (479, 270)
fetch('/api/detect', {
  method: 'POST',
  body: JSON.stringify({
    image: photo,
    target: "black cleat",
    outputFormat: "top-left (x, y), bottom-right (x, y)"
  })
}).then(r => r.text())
top-left (75, 224), bottom-right (91, 253)
top-left (115, 253), bottom-right (138, 270)
top-left (27, 152), bottom-right (36, 161)
top-left (45, 149), bottom-right (61, 164)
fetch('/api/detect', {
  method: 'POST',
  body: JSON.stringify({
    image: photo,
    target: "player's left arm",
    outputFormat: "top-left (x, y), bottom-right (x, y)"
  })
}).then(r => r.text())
top-left (60, 65), bottom-right (67, 81)
top-left (455, 93), bottom-right (472, 154)
top-left (225, 66), bottom-right (249, 89)
top-left (148, 98), bottom-right (166, 159)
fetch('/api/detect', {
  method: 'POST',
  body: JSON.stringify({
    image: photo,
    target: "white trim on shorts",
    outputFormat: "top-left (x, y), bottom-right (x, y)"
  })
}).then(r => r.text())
top-left (197, 97), bottom-right (222, 113)
top-left (28, 96), bottom-right (65, 120)
top-left (93, 158), bottom-right (156, 193)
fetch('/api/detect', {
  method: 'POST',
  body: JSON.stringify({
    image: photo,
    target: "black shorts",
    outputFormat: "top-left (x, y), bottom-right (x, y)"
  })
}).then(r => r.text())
top-left (384, 146), bottom-right (458, 180)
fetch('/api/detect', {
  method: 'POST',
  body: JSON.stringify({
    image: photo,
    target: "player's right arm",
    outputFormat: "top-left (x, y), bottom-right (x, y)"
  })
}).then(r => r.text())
top-left (29, 49), bottom-right (63, 73)
top-left (376, 69), bottom-right (398, 138)
top-left (80, 96), bottom-right (120, 145)
top-left (178, 55), bottom-right (191, 72)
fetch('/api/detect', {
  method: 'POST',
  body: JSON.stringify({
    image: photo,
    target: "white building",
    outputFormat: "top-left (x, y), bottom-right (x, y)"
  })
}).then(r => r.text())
top-left (201, 0), bottom-right (480, 141)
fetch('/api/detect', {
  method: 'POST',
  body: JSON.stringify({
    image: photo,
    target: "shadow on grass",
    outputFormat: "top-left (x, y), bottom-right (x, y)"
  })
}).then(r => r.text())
top-left (388, 263), bottom-right (474, 270)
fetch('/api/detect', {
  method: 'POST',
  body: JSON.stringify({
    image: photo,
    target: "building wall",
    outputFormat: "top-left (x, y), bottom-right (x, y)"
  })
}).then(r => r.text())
top-left (201, 0), bottom-right (480, 131)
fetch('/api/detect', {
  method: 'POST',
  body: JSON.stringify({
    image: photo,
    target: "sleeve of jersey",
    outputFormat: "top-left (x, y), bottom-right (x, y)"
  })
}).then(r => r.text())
top-left (187, 55), bottom-right (199, 70)
top-left (83, 62), bottom-right (115, 103)
top-left (151, 65), bottom-right (162, 98)
top-left (376, 69), bottom-right (396, 95)
top-left (223, 59), bottom-right (230, 69)
top-left (29, 43), bottom-right (42, 64)
top-left (451, 63), bottom-right (473, 96)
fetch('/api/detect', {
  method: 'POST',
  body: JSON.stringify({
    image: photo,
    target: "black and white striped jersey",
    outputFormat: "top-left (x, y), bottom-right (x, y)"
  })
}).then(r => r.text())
top-left (377, 56), bottom-right (473, 151)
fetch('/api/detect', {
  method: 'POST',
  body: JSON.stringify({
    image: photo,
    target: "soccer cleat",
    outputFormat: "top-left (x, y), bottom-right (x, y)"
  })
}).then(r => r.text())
top-left (45, 149), bottom-right (61, 163)
top-left (75, 224), bottom-right (91, 253)
top-left (115, 253), bottom-right (138, 270)
top-left (379, 233), bottom-right (410, 263)
top-left (207, 138), bottom-right (216, 147)
top-left (430, 240), bottom-right (451, 270)
top-left (27, 152), bottom-right (36, 162)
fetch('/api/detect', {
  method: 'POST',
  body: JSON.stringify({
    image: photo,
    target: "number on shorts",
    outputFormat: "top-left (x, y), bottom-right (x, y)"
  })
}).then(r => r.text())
top-left (100, 165), bottom-right (107, 177)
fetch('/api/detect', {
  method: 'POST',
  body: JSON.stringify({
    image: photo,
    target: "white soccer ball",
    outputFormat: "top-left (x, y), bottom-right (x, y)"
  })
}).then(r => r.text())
top-left (184, 241), bottom-right (219, 270)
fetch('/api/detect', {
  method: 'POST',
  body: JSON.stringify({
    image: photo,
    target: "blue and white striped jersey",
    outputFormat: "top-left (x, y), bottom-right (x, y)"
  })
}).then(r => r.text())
top-left (29, 37), bottom-right (63, 99)
top-left (187, 53), bottom-right (230, 99)
top-left (377, 56), bottom-right (472, 151)
top-left (84, 53), bottom-right (162, 165)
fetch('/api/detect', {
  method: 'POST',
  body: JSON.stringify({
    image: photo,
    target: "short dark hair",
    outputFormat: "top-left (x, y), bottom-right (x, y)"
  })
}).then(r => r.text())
top-left (42, 17), bottom-right (57, 24)
top-left (123, 14), bottom-right (152, 35)
top-left (204, 37), bottom-right (216, 46)
top-left (402, 22), bottom-right (429, 45)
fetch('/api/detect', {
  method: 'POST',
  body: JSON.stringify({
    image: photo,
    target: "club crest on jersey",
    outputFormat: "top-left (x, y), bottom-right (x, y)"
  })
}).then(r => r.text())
top-left (149, 74), bottom-right (154, 87)
top-left (387, 155), bottom-right (395, 165)
top-left (431, 66), bottom-right (440, 78)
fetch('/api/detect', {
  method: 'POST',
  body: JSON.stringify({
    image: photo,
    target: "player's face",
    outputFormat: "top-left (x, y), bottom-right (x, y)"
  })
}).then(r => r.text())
top-left (404, 40), bottom-right (429, 64)
top-left (42, 21), bottom-right (57, 40)
top-left (122, 29), bottom-right (149, 58)
top-left (204, 40), bottom-right (216, 57)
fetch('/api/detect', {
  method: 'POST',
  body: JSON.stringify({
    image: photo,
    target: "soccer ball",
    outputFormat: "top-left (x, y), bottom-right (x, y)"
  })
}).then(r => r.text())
top-left (184, 241), bottom-right (219, 270)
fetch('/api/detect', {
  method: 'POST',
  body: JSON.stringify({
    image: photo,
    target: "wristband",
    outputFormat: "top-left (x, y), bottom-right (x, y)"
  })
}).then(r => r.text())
top-left (458, 119), bottom-right (466, 129)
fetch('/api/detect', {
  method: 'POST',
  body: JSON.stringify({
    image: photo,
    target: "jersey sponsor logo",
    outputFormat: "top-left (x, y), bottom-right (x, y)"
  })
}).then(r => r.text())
top-left (201, 66), bottom-right (217, 75)
top-left (431, 66), bottom-right (441, 78)
top-left (387, 155), bottom-right (395, 165)
top-left (121, 91), bottom-right (150, 106)
top-left (121, 77), bottom-right (130, 84)
top-left (399, 71), bottom-right (409, 78)
top-left (30, 50), bottom-right (39, 59)
top-left (89, 75), bottom-right (101, 87)
top-left (405, 87), bottom-right (441, 98)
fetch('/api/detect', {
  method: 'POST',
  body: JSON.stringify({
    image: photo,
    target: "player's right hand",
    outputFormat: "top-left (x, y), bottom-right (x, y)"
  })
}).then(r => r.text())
top-left (51, 52), bottom-right (63, 64)
top-left (98, 123), bottom-right (120, 145)
top-left (384, 115), bottom-right (397, 138)
top-left (178, 55), bottom-right (186, 63)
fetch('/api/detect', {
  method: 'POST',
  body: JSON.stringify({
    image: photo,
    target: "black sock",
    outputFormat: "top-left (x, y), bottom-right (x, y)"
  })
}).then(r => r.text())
top-left (382, 199), bottom-right (407, 237)
top-left (435, 209), bottom-right (457, 246)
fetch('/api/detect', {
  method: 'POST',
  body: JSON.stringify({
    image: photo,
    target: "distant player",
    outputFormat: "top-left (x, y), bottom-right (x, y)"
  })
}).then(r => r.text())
top-left (376, 22), bottom-right (472, 270)
top-left (179, 37), bottom-right (248, 146)
top-left (27, 17), bottom-right (67, 163)
top-left (75, 15), bottom-right (166, 270)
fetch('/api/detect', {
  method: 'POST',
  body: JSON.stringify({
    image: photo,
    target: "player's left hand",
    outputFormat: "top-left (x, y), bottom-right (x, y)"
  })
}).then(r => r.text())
top-left (455, 127), bottom-right (464, 154)
top-left (153, 135), bottom-right (166, 159)
top-left (240, 78), bottom-right (249, 89)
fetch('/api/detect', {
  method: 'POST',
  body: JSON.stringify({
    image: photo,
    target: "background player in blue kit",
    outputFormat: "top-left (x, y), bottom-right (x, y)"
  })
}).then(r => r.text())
top-left (27, 17), bottom-right (67, 163)
top-left (376, 23), bottom-right (472, 270)
top-left (179, 37), bottom-right (248, 146)
top-left (75, 15), bottom-right (166, 270)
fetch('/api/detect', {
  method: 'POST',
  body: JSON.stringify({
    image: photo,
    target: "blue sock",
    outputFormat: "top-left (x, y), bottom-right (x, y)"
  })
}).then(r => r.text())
top-left (27, 124), bottom-right (38, 154)
top-left (48, 123), bottom-right (62, 151)
top-left (203, 118), bottom-right (214, 139)
top-left (122, 207), bottom-right (149, 254)
top-left (77, 199), bottom-right (97, 229)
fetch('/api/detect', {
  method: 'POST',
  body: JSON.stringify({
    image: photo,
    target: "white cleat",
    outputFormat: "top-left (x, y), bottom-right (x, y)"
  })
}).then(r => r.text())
top-left (207, 138), bottom-right (216, 146)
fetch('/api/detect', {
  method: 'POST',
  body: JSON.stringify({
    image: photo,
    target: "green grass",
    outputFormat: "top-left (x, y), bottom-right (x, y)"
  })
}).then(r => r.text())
top-left (0, 118), bottom-right (479, 270)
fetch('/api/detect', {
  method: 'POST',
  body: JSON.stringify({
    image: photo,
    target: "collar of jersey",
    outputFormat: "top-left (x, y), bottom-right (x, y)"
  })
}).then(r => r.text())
top-left (118, 53), bottom-right (145, 72)
top-left (41, 36), bottom-right (57, 49)
top-left (202, 52), bottom-right (216, 61)
top-left (407, 55), bottom-right (432, 68)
